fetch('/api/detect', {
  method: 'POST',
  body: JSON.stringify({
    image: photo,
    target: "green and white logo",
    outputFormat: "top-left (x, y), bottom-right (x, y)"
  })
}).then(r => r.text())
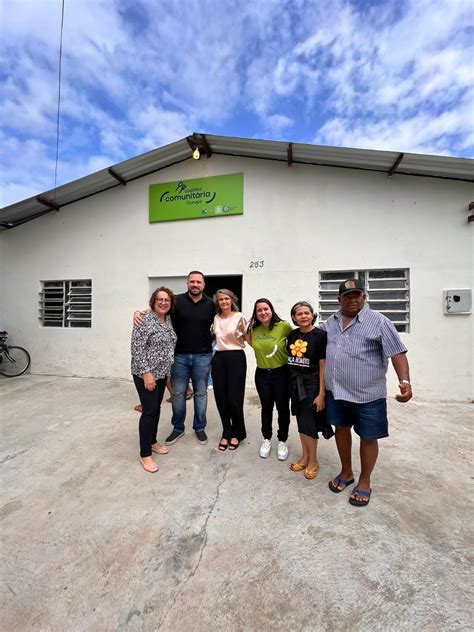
top-left (149, 173), bottom-right (244, 223)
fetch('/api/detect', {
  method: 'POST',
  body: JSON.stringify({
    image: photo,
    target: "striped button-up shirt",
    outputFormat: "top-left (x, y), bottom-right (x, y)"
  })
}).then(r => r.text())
top-left (320, 306), bottom-right (407, 403)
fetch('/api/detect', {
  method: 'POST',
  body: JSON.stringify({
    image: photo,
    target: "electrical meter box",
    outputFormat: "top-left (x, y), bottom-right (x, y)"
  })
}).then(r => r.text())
top-left (443, 289), bottom-right (472, 314)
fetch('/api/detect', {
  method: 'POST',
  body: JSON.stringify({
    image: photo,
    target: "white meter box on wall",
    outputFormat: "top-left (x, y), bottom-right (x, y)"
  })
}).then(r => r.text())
top-left (443, 289), bottom-right (472, 314)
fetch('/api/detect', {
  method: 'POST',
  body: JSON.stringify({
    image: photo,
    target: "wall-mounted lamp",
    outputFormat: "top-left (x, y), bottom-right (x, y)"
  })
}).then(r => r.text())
top-left (187, 134), bottom-right (212, 160)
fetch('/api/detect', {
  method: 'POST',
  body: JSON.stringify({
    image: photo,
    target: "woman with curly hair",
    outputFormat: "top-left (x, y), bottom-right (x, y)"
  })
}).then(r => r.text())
top-left (131, 287), bottom-right (177, 473)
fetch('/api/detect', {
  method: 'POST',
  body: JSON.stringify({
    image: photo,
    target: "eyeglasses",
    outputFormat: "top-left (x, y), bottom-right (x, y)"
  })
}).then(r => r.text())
top-left (156, 299), bottom-right (171, 304)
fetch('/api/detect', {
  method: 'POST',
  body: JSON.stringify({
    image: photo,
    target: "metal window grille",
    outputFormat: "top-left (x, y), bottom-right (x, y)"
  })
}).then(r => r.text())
top-left (39, 280), bottom-right (92, 328)
top-left (318, 269), bottom-right (410, 332)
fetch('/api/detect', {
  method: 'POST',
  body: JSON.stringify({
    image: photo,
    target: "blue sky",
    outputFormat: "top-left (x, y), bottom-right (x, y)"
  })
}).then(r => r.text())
top-left (1, 0), bottom-right (473, 207)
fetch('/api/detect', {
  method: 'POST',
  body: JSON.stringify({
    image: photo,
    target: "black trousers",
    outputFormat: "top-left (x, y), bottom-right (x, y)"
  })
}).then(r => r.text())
top-left (133, 374), bottom-right (166, 457)
top-left (255, 365), bottom-right (290, 442)
top-left (211, 350), bottom-right (247, 441)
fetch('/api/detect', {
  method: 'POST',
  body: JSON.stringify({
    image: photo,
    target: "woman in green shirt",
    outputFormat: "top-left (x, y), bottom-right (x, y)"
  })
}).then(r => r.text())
top-left (247, 298), bottom-right (293, 461)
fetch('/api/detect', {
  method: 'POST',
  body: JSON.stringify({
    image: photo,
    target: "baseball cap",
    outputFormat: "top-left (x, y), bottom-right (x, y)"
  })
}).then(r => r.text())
top-left (338, 279), bottom-right (364, 295)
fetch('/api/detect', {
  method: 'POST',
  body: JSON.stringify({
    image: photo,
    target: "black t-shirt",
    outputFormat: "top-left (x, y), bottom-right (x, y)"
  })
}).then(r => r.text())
top-left (287, 327), bottom-right (327, 372)
top-left (171, 292), bottom-right (215, 354)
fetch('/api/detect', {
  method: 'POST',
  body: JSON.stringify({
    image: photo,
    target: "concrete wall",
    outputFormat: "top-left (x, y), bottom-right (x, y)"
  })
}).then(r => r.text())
top-left (1, 155), bottom-right (473, 400)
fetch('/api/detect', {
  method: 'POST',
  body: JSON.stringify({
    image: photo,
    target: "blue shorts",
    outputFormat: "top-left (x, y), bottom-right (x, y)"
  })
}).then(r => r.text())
top-left (326, 390), bottom-right (388, 440)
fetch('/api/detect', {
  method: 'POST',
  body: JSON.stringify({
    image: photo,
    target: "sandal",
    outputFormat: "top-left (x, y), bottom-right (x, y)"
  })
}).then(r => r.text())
top-left (139, 458), bottom-right (159, 473)
top-left (228, 439), bottom-right (239, 451)
top-left (290, 462), bottom-right (306, 472)
top-left (218, 439), bottom-right (228, 451)
top-left (304, 463), bottom-right (320, 480)
top-left (328, 476), bottom-right (355, 493)
top-left (349, 487), bottom-right (372, 507)
top-left (151, 443), bottom-right (169, 455)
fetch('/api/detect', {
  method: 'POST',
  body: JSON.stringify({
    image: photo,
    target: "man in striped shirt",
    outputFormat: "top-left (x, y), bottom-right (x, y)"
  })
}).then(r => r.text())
top-left (321, 279), bottom-right (412, 507)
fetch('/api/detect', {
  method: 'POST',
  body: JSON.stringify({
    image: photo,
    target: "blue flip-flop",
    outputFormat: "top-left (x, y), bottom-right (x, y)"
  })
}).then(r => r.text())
top-left (328, 476), bottom-right (355, 493)
top-left (349, 487), bottom-right (371, 507)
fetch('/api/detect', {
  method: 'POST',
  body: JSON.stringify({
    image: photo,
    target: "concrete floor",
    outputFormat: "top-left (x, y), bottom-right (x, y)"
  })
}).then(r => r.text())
top-left (1, 375), bottom-right (473, 632)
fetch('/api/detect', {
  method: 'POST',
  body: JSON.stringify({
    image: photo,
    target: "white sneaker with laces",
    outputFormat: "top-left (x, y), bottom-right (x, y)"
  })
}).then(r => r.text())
top-left (259, 439), bottom-right (272, 458)
top-left (277, 441), bottom-right (289, 461)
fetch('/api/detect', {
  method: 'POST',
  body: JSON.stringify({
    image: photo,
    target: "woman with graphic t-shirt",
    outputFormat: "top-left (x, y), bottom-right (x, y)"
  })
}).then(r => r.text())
top-left (287, 302), bottom-right (333, 480)
top-left (212, 289), bottom-right (248, 451)
top-left (247, 298), bottom-right (293, 461)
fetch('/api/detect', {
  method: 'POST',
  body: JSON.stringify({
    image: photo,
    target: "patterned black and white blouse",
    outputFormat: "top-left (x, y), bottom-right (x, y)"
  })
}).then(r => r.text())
top-left (131, 311), bottom-right (177, 380)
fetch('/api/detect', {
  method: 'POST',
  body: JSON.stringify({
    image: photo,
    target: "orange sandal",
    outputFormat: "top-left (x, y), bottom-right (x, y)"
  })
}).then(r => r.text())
top-left (290, 462), bottom-right (306, 472)
top-left (304, 463), bottom-right (320, 480)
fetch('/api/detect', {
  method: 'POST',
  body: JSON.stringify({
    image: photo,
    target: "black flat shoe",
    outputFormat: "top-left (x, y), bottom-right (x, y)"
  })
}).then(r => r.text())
top-left (218, 439), bottom-right (228, 451)
top-left (228, 439), bottom-right (239, 451)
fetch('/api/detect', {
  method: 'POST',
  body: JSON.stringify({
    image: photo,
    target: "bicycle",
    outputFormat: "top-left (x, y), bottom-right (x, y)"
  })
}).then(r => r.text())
top-left (0, 331), bottom-right (31, 377)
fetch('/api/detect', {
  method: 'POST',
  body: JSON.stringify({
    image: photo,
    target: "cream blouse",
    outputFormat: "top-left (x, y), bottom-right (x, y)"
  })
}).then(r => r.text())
top-left (213, 312), bottom-right (247, 351)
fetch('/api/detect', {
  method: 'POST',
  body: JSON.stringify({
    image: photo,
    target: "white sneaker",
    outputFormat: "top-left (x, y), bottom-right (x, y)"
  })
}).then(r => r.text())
top-left (259, 439), bottom-right (272, 458)
top-left (277, 441), bottom-right (289, 461)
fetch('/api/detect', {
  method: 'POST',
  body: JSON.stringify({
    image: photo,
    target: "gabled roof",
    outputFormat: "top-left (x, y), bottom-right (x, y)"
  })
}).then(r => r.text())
top-left (1, 133), bottom-right (473, 229)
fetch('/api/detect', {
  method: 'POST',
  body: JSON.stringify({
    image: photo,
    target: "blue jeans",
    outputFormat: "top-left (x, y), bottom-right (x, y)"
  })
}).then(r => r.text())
top-left (171, 353), bottom-right (213, 433)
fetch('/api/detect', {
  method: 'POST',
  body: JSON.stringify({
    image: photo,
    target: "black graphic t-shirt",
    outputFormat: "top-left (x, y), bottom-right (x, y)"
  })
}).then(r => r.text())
top-left (286, 328), bottom-right (327, 372)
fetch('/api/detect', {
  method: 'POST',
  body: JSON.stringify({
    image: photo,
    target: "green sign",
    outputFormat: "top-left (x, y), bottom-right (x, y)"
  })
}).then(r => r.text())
top-left (149, 173), bottom-right (244, 223)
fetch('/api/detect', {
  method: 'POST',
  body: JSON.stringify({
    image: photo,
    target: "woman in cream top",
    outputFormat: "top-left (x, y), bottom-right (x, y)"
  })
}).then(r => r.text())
top-left (211, 289), bottom-right (248, 450)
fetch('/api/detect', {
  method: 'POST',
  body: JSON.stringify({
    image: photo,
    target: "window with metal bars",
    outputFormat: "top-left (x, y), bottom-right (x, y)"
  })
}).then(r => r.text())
top-left (39, 280), bottom-right (92, 328)
top-left (318, 269), bottom-right (410, 332)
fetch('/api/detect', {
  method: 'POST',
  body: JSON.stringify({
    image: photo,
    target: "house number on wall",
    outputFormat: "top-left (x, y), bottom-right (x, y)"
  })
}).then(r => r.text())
top-left (249, 261), bottom-right (265, 268)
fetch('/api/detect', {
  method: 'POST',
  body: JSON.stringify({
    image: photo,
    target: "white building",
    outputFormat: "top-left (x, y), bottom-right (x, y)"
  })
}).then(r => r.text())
top-left (1, 134), bottom-right (473, 400)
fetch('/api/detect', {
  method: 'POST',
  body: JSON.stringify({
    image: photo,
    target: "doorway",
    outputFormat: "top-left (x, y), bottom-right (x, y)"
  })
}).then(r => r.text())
top-left (205, 275), bottom-right (243, 307)
top-left (149, 274), bottom-right (243, 308)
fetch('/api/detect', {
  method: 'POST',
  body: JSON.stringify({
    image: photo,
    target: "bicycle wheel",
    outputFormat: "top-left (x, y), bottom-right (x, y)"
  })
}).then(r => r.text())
top-left (0, 346), bottom-right (31, 377)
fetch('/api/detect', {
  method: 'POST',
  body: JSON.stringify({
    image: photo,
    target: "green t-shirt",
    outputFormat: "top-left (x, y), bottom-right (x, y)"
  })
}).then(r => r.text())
top-left (251, 321), bottom-right (293, 369)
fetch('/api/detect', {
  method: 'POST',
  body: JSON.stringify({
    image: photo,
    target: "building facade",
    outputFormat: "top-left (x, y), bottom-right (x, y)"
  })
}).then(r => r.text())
top-left (1, 136), bottom-right (473, 400)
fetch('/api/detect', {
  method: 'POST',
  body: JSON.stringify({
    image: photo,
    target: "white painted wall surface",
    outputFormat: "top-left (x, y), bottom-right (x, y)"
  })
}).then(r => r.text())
top-left (1, 155), bottom-right (473, 400)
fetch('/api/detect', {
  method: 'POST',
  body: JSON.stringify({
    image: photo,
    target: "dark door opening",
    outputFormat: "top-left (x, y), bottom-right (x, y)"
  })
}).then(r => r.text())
top-left (204, 275), bottom-right (243, 308)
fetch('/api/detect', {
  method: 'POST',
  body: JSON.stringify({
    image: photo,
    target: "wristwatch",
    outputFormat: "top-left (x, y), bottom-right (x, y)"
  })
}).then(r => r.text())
top-left (399, 380), bottom-right (411, 387)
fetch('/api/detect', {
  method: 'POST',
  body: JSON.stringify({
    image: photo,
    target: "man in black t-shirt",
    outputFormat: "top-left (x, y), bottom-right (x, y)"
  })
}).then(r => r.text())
top-left (134, 271), bottom-right (215, 446)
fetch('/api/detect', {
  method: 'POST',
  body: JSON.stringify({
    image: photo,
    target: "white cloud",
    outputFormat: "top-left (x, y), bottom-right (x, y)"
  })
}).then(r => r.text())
top-left (264, 114), bottom-right (294, 134)
top-left (316, 91), bottom-right (474, 155)
top-left (242, 0), bottom-right (473, 154)
top-left (1, 0), bottom-right (472, 207)
top-left (133, 104), bottom-right (196, 149)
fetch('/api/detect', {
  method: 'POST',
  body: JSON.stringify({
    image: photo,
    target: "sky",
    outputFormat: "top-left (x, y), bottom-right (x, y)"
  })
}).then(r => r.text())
top-left (1, 0), bottom-right (473, 207)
